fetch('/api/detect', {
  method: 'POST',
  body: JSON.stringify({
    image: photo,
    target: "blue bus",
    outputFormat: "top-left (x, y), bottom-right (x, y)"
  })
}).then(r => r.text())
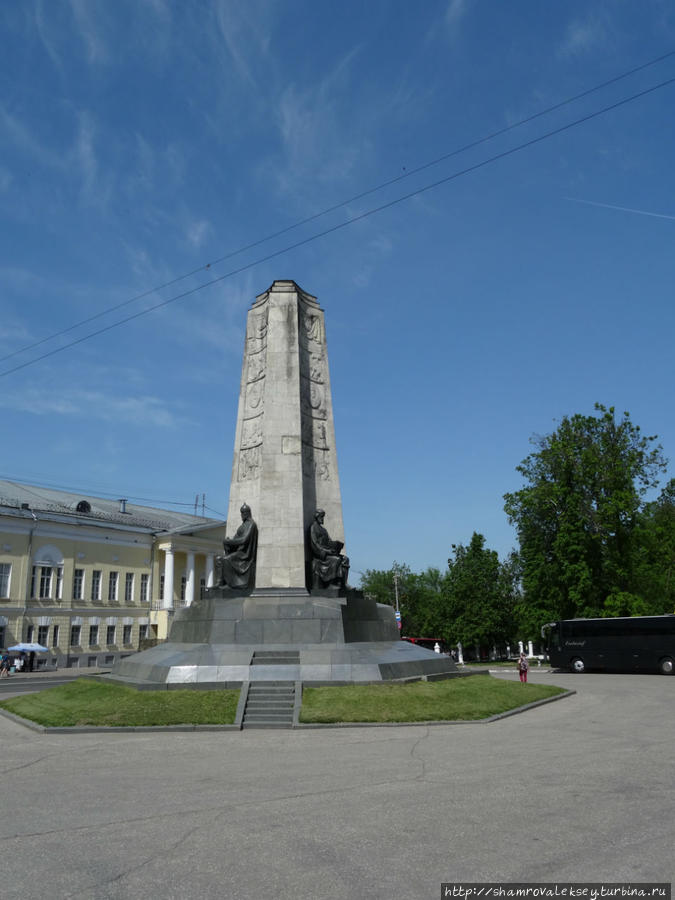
top-left (541, 615), bottom-right (675, 675)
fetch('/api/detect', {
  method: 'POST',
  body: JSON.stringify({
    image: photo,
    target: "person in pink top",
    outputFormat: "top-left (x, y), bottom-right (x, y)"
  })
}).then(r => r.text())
top-left (518, 652), bottom-right (529, 683)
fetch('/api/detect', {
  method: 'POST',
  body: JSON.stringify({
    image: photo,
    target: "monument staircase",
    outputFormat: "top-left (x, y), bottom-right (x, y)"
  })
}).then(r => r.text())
top-left (242, 680), bottom-right (296, 729)
top-left (250, 649), bottom-right (300, 668)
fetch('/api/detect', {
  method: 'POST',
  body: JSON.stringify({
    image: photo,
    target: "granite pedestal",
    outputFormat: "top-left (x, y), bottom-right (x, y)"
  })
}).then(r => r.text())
top-left (108, 588), bottom-right (459, 687)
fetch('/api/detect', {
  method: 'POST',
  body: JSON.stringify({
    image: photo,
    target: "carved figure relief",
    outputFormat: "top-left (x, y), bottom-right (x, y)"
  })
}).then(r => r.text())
top-left (301, 313), bottom-right (323, 344)
top-left (301, 418), bottom-right (329, 449)
top-left (315, 450), bottom-right (331, 481)
top-left (245, 379), bottom-right (264, 413)
top-left (247, 351), bottom-right (265, 383)
top-left (300, 350), bottom-right (324, 382)
top-left (246, 311), bottom-right (268, 352)
top-left (238, 446), bottom-right (262, 481)
top-left (302, 445), bottom-right (331, 481)
top-left (241, 415), bottom-right (263, 449)
top-left (309, 352), bottom-right (324, 382)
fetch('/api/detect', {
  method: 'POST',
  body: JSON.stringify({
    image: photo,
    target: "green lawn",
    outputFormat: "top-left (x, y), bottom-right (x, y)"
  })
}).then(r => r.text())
top-left (299, 674), bottom-right (566, 723)
top-left (0, 679), bottom-right (239, 727)
top-left (0, 674), bottom-right (566, 729)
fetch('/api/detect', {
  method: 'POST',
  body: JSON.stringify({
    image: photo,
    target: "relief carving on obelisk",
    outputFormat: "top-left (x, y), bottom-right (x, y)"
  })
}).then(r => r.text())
top-left (299, 305), bottom-right (332, 482)
top-left (238, 307), bottom-right (268, 482)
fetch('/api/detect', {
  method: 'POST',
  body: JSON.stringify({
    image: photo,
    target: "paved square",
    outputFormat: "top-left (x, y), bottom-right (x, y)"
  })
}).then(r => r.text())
top-left (0, 671), bottom-right (672, 899)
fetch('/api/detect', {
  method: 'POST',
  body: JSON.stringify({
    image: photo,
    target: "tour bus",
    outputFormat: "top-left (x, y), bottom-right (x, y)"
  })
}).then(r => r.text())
top-left (541, 615), bottom-right (675, 675)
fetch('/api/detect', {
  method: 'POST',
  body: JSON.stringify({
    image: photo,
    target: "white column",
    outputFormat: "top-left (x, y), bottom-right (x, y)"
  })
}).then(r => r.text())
top-left (528, 640), bottom-right (534, 657)
top-left (163, 548), bottom-right (174, 610)
top-left (457, 642), bottom-right (464, 665)
top-left (205, 554), bottom-right (215, 588)
top-left (185, 552), bottom-right (195, 607)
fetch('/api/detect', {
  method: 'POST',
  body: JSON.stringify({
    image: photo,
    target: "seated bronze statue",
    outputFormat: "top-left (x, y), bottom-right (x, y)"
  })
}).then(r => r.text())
top-left (309, 508), bottom-right (349, 590)
top-left (216, 503), bottom-right (258, 590)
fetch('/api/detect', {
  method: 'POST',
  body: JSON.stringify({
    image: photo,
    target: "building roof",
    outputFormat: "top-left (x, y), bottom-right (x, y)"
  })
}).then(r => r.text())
top-left (0, 480), bottom-right (225, 534)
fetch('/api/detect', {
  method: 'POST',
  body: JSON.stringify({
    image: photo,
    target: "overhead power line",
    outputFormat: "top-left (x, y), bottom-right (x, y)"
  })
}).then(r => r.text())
top-left (1, 50), bottom-right (674, 368)
top-left (1, 74), bottom-right (675, 380)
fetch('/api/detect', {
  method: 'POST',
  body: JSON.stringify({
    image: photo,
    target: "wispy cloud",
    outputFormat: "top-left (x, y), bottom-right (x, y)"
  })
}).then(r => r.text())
top-left (0, 386), bottom-right (182, 427)
top-left (272, 47), bottom-right (366, 198)
top-left (34, 0), bottom-right (65, 70)
top-left (186, 219), bottom-right (212, 248)
top-left (566, 197), bottom-right (675, 221)
top-left (352, 233), bottom-right (394, 289)
top-left (0, 104), bottom-right (65, 169)
top-left (213, 0), bottom-right (273, 88)
top-left (445, 0), bottom-right (468, 34)
top-left (68, 0), bottom-right (109, 63)
top-left (559, 14), bottom-right (608, 58)
top-left (74, 111), bottom-right (106, 205)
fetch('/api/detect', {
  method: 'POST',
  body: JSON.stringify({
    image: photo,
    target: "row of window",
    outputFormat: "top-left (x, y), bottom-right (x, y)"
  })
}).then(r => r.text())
top-left (0, 564), bottom-right (207, 602)
top-left (0, 563), bottom-right (151, 602)
top-left (19, 622), bottom-right (149, 647)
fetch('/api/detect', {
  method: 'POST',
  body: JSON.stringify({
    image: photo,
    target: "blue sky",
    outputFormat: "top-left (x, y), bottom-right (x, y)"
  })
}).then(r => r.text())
top-left (1, 0), bottom-right (674, 582)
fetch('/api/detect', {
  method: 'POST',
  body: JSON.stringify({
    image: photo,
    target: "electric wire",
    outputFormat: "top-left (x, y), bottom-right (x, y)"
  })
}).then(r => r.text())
top-left (1, 73), bottom-right (674, 380)
top-left (1, 49), bottom-right (674, 367)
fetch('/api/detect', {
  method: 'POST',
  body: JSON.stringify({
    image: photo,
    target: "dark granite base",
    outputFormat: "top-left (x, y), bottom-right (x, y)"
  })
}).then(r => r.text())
top-left (108, 590), bottom-right (460, 686)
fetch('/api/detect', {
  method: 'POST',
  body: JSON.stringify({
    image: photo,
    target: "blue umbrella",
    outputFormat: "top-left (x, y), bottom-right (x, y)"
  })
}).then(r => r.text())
top-left (8, 643), bottom-right (49, 652)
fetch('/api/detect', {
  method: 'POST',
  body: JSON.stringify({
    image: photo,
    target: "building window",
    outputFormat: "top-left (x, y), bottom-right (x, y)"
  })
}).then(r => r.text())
top-left (140, 574), bottom-right (149, 603)
top-left (89, 625), bottom-right (99, 646)
top-left (56, 566), bottom-right (63, 600)
top-left (52, 625), bottom-right (59, 647)
top-left (0, 563), bottom-right (11, 597)
top-left (124, 573), bottom-right (134, 604)
top-left (139, 624), bottom-right (148, 643)
top-left (106, 625), bottom-right (116, 645)
top-left (180, 576), bottom-right (186, 602)
top-left (37, 625), bottom-right (49, 646)
top-left (40, 566), bottom-right (52, 598)
top-left (91, 570), bottom-right (102, 602)
top-left (27, 625), bottom-right (35, 643)
top-left (123, 624), bottom-right (132, 644)
top-left (0, 625), bottom-right (4, 648)
top-left (70, 625), bottom-right (81, 646)
top-left (31, 565), bottom-right (53, 599)
top-left (73, 569), bottom-right (84, 600)
top-left (108, 572), bottom-right (118, 603)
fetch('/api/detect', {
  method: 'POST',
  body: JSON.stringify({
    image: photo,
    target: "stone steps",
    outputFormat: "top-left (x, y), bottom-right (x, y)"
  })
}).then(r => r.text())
top-left (242, 681), bottom-right (295, 729)
top-left (249, 651), bottom-right (301, 666)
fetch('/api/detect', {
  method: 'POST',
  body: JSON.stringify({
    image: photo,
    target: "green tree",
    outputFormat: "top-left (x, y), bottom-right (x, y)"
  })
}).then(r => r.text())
top-left (504, 404), bottom-right (668, 622)
top-left (359, 563), bottom-right (445, 636)
top-left (443, 533), bottom-right (518, 649)
top-left (632, 478), bottom-right (675, 612)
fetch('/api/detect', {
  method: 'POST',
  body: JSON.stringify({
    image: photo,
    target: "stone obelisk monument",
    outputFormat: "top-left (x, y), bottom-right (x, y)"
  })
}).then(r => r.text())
top-left (110, 280), bottom-right (458, 688)
top-left (227, 280), bottom-right (342, 592)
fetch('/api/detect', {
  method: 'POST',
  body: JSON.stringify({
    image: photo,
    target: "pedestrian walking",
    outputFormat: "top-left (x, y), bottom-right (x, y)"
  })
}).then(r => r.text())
top-left (518, 652), bottom-right (529, 683)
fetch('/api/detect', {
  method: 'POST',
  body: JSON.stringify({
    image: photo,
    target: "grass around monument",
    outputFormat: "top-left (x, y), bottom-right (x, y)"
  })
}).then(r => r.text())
top-left (0, 679), bottom-right (239, 727)
top-left (0, 674), bottom-right (566, 728)
top-left (299, 675), bottom-right (566, 723)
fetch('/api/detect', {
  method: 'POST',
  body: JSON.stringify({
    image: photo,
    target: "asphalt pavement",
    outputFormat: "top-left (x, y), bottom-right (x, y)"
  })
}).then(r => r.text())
top-left (0, 669), bottom-right (672, 900)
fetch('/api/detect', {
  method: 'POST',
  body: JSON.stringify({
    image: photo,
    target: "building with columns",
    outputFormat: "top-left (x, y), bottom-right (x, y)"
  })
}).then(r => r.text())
top-left (0, 480), bottom-right (225, 669)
